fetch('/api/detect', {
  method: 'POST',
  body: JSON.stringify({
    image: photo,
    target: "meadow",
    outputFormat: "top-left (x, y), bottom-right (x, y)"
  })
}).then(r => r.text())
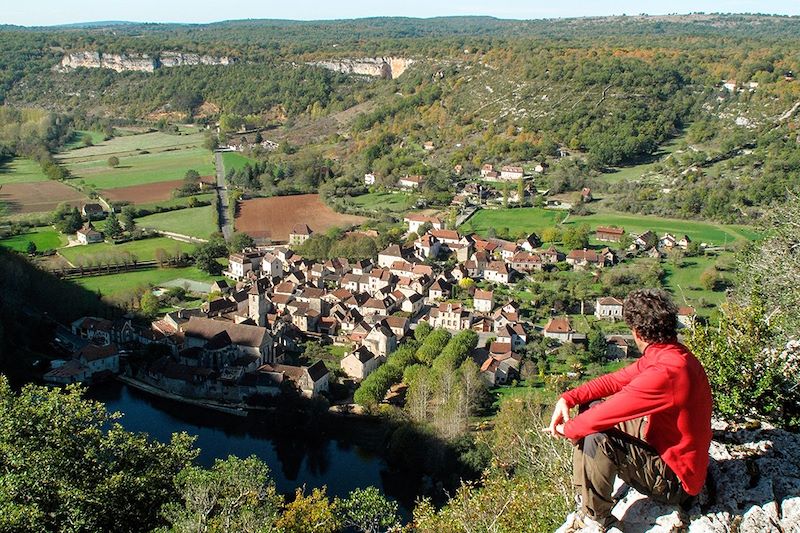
top-left (0, 158), bottom-right (49, 184)
top-left (58, 131), bottom-right (207, 160)
top-left (58, 236), bottom-right (196, 265)
top-left (461, 207), bottom-right (757, 246)
top-left (348, 191), bottom-right (416, 213)
top-left (221, 152), bottom-right (257, 172)
top-left (0, 226), bottom-right (66, 252)
top-left (72, 266), bottom-right (223, 298)
top-left (135, 206), bottom-right (217, 239)
top-left (63, 147), bottom-right (215, 190)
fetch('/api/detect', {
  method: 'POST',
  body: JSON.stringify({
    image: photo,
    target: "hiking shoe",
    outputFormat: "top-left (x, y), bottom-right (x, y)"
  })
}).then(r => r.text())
top-left (559, 511), bottom-right (623, 533)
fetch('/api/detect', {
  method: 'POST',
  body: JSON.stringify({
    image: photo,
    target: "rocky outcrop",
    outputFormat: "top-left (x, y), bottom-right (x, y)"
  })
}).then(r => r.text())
top-left (307, 57), bottom-right (414, 79)
top-left (557, 420), bottom-right (800, 532)
top-left (55, 51), bottom-right (235, 73)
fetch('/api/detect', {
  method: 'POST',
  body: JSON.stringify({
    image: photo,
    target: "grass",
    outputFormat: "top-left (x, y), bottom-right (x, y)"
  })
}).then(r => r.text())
top-left (0, 158), bottom-right (50, 184)
top-left (0, 226), bottom-right (66, 252)
top-left (135, 193), bottom-right (215, 212)
top-left (58, 131), bottom-right (208, 160)
top-left (600, 135), bottom-right (684, 184)
top-left (135, 206), bottom-right (218, 239)
top-left (64, 147), bottom-right (215, 190)
top-left (459, 207), bottom-right (566, 235)
top-left (567, 211), bottom-right (756, 246)
top-left (463, 207), bottom-right (758, 246)
top-left (72, 266), bottom-right (223, 297)
top-left (58, 236), bottom-right (196, 264)
top-left (661, 253), bottom-right (730, 312)
top-left (221, 152), bottom-right (257, 172)
top-left (349, 191), bottom-right (416, 213)
top-left (62, 130), bottom-right (106, 151)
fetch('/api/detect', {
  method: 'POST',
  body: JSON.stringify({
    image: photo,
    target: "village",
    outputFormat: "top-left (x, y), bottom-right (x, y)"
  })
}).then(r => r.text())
top-left (43, 202), bottom-right (699, 413)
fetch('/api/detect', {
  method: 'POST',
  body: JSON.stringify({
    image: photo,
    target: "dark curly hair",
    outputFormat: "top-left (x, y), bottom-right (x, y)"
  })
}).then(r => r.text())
top-left (623, 289), bottom-right (679, 344)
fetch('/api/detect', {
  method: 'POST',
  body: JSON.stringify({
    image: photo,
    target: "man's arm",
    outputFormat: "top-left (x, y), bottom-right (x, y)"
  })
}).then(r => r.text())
top-left (562, 365), bottom-right (674, 440)
top-left (561, 357), bottom-right (644, 408)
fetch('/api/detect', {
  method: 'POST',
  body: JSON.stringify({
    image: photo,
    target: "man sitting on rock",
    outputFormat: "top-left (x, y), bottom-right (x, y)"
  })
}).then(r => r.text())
top-left (547, 288), bottom-right (713, 532)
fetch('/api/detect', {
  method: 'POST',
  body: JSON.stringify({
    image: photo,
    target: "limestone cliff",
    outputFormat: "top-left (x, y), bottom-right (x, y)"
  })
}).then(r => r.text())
top-left (55, 51), bottom-right (235, 73)
top-left (307, 57), bottom-right (414, 79)
top-left (556, 419), bottom-right (800, 532)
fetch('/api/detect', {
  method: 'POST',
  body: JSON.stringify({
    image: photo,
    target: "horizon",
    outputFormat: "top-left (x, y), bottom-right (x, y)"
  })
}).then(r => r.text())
top-left (3, 1), bottom-right (800, 28)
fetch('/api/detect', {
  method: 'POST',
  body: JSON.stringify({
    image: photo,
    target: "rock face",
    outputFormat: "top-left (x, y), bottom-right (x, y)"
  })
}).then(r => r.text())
top-left (307, 57), bottom-right (414, 79)
top-left (557, 420), bottom-right (800, 532)
top-left (55, 51), bottom-right (235, 73)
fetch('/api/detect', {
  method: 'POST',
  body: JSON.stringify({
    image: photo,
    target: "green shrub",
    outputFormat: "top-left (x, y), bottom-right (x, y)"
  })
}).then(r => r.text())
top-left (686, 303), bottom-right (800, 429)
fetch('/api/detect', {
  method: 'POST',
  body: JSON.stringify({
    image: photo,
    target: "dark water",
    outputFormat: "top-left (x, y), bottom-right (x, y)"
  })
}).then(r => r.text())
top-left (87, 381), bottom-right (414, 515)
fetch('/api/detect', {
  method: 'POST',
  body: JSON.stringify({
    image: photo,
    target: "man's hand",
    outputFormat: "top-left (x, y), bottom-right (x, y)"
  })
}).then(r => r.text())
top-left (544, 397), bottom-right (570, 438)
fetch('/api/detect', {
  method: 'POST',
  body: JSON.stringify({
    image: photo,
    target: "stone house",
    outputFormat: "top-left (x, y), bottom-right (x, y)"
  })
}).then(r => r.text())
top-left (76, 223), bottom-right (103, 245)
top-left (484, 261), bottom-right (511, 284)
top-left (429, 302), bottom-right (471, 331)
top-left (182, 317), bottom-right (275, 365)
top-left (595, 297), bottom-right (624, 320)
top-left (289, 224), bottom-right (313, 246)
top-left (543, 316), bottom-right (575, 342)
top-left (341, 346), bottom-right (381, 380)
top-left (473, 289), bottom-right (494, 313)
top-left (596, 226), bottom-right (625, 242)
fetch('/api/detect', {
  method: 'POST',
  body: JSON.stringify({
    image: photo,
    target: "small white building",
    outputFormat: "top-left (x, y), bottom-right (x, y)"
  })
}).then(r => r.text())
top-left (76, 223), bottom-right (103, 245)
top-left (543, 317), bottom-right (575, 343)
top-left (364, 173), bottom-right (376, 185)
top-left (500, 166), bottom-right (524, 180)
top-left (398, 175), bottom-right (424, 189)
top-left (289, 224), bottom-right (313, 246)
top-left (595, 297), bottom-right (624, 320)
top-left (473, 289), bottom-right (494, 314)
top-left (484, 262), bottom-right (511, 284)
top-left (260, 253), bottom-right (283, 277)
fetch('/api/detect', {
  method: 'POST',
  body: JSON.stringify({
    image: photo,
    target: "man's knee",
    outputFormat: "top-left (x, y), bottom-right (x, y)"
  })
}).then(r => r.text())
top-left (582, 432), bottom-right (609, 459)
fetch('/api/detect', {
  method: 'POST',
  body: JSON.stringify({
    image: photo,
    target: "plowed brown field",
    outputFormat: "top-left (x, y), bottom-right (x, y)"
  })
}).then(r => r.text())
top-left (235, 194), bottom-right (366, 242)
top-left (101, 180), bottom-right (183, 204)
top-left (0, 181), bottom-right (89, 214)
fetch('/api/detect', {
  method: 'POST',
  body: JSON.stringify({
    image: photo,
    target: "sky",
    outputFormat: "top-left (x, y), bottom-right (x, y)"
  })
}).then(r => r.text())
top-left (2, 1), bottom-right (798, 26)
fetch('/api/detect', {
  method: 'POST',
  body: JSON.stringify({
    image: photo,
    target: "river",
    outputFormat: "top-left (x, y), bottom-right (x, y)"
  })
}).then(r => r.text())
top-left (87, 381), bottom-right (415, 515)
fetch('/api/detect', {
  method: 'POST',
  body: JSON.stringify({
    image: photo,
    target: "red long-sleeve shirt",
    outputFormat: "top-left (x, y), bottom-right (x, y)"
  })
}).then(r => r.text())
top-left (561, 342), bottom-right (713, 495)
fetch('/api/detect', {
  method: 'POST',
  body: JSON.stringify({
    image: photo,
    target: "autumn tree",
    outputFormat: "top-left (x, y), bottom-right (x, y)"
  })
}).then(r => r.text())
top-left (0, 378), bottom-right (196, 533)
top-left (160, 456), bottom-right (283, 533)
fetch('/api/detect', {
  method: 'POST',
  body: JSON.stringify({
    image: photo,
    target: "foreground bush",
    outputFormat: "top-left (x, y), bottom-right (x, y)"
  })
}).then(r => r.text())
top-left (687, 303), bottom-right (800, 429)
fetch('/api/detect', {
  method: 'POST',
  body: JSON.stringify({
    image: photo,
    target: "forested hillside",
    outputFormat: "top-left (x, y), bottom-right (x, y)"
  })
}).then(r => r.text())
top-left (2, 14), bottom-right (799, 220)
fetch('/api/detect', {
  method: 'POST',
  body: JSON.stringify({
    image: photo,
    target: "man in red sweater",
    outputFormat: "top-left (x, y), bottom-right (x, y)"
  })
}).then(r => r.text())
top-left (547, 289), bottom-right (712, 531)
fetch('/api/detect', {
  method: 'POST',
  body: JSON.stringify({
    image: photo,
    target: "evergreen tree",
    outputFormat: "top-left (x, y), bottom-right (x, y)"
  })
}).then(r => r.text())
top-left (104, 210), bottom-right (123, 238)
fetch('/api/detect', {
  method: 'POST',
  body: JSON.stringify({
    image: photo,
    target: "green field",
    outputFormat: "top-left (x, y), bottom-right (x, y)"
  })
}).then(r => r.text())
top-left (662, 253), bottom-right (730, 311)
top-left (460, 207), bottom-right (566, 236)
top-left (462, 207), bottom-right (757, 246)
top-left (58, 237), bottom-right (196, 265)
top-left (350, 191), bottom-right (416, 212)
top-left (58, 131), bottom-right (208, 160)
top-left (0, 227), bottom-right (66, 252)
top-left (601, 136), bottom-right (684, 184)
top-left (0, 158), bottom-right (49, 184)
top-left (64, 147), bottom-right (215, 190)
top-left (62, 130), bottom-right (106, 151)
top-left (73, 266), bottom-right (223, 297)
top-left (135, 206), bottom-right (217, 239)
top-left (569, 212), bottom-right (757, 245)
top-left (222, 152), bottom-right (257, 172)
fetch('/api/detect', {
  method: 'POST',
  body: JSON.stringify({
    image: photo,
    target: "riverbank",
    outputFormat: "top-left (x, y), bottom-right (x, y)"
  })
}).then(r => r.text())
top-left (117, 375), bottom-right (253, 416)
